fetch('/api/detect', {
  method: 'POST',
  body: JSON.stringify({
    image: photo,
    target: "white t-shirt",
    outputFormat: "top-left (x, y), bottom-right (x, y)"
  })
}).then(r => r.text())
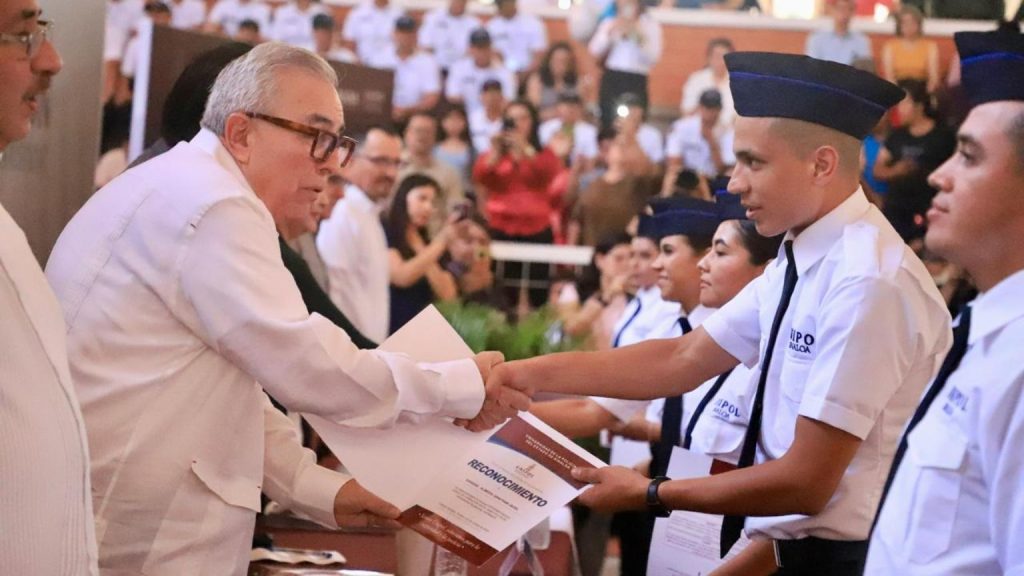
top-left (588, 14), bottom-right (662, 75)
top-left (485, 13), bottom-right (547, 73)
top-left (268, 2), bottom-right (328, 49)
top-left (418, 7), bottom-right (481, 70)
top-left (366, 49), bottom-right (442, 109)
top-left (206, 0), bottom-right (272, 37)
top-left (341, 1), bottom-right (404, 64)
top-left (636, 123), bottom-right (664, 164)
top-left (469, 107), bottom-right (503, 154)
top-left (169, 0), bottom-right (207, 29)
top-left (701, 190), bottom-right (951, 541)
top-left (444, 57), bottom-right (517, 113)
top-left (538, 118), bottom-right (599, 160)
top-left (665, 116), bottom-right (735, 177)
top-left (680, 67), bottom-right (736, 127)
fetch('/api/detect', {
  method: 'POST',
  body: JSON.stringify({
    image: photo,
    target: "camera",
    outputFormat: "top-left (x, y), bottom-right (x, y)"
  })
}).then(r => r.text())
top-left (501, 117), bottom-right (516, 131)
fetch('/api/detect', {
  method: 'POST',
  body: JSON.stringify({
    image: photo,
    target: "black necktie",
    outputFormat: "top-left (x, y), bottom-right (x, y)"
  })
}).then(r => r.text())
top-left (682, 370), bottom-right (734, 450)
top-left (720, 240), bottom-right (799, 558)
top-left (612, 297), bottom-right (643, 348)
top-left (871, 304), bottom-right (973, 533)
top-left (651, 316), bottom-right (693, 476)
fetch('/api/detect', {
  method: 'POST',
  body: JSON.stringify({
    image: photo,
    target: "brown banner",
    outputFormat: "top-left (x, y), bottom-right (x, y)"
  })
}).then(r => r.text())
top-left (399, 505), bottom-right (501, 566)
top-left (488, 416), bottom-right (598, 490)
top-left (145, 26), bottom-right (393, 148)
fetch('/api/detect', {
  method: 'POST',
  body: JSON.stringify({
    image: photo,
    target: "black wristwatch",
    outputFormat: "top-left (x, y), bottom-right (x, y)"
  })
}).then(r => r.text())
top-left (646, 476), bottom-right (671, 517)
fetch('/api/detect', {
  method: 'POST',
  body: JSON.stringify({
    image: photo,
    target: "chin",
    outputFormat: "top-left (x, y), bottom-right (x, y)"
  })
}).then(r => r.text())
top-left (923, 228), bottom-right (955, 261)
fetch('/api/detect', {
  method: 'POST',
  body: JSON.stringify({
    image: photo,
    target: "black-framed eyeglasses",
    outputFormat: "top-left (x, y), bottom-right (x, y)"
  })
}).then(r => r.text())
top-left (0, 19), bottom-right (52, 58)
top-left (244, 111), bottom-right (357, 166)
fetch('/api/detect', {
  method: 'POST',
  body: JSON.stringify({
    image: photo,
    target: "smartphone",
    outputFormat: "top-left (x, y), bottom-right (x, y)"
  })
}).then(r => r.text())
top-left (502, 117), bottom-right (516, 131)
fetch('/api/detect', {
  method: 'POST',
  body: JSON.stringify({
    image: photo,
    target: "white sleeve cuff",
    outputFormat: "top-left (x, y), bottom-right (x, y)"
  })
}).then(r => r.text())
top-left (702, 313), bottom-right (760, 368)
top-left (798, 394), bottom-right (875, 440)
top-left (419, 358), bottom-right (485, 420)
top-left (290, 465), bottom-right (352, 530)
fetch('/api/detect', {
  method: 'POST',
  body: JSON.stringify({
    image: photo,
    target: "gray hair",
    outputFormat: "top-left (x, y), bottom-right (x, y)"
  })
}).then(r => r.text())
top-left (200, 42), bottom-right (338, 135)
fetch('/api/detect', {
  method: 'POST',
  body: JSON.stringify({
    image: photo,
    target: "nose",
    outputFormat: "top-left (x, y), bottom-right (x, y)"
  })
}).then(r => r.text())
top-left (697, 252), bottom-right (711, 273)
top-left (927, 157), bottom-right (952, 192)
top-left (32, 36), bottom-right (63, 77)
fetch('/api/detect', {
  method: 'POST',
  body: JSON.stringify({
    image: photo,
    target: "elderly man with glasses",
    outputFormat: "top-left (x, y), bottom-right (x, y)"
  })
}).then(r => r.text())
top-left (44, 43), bottom-right (528, 575)
top-left (0, 2), bottom-right (98, 574)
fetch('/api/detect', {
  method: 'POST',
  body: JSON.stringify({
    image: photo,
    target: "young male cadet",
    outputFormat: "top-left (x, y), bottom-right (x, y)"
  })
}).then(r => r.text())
top-left (482, 52), bottom-right (951, 575)
top-left (44, 44), bottom-right (525, 575)
top-left (866, 31), bottom-right (1024, 575)
top-left (0, 2), bottom-right (97, 573)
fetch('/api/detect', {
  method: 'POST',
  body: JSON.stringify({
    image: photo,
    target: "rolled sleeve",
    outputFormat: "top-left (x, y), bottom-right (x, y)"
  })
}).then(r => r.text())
top-left (795, 276), bottom-right (915, 439)
top-left (417, 358), bottom-right (485, 419)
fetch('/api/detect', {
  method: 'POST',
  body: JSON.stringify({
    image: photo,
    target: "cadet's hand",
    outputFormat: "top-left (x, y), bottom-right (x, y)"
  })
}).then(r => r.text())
top-left (455, 357), bottom-right (533, 432)
top-left (571, 465), bottom-right (649, 513)
top-left (333, 479), bottom-right (402, 530)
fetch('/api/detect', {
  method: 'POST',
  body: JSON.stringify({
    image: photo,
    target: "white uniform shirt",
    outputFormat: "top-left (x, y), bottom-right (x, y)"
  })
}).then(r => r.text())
top-left (679, 67), bottom-right (736, 127)
top-left (268, 2), bottom-right (328, 49)
top-left (44, 131), bottom-right (483, 574)
top-left (468, 107), bottom-right (503, 154)
top-left (588, 14), bottom-right (662, 75)
top-left (701, 190), bottom-right (951, 541)
top-left (445, 57), bottom-right (517, 114)
top-left (365, 49), bottom-right (442, 109)
top-left (684, 362), bottom-right (756, 466)
top-left (104, 0), bottom-right (144, 61)
top-left (169, 0), bottom-right (207, 29)
top-left (538, 118), bottom-right (599, 161)
top-left (643, 305), bottom-right (715, 428)
top-left (665, 115), bottom-right (735, 177)
top-left (866, 269), bottom-right (1024, 574)
top-left (316, 184), bottom-right (392, 342)
top-left (0, 204), bottom-right (98, 575)
top-left (418, 7), bottom-right (481, 70)
top-left (207, 0), bottom-right (272, 37)
top-left (636, 123), bottom-right (665, 164)
top-left (341, 1), bottom-right (403, 64)
top-left (485, 13), bottom-right (547, 73)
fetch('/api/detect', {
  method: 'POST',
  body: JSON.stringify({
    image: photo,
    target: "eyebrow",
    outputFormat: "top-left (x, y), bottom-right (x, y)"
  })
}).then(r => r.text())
top-left (734, 150), bottom-right (765, 164)
top-left (1, 8), bottom-right (40, 29)
top-left (305, 113), bottom-right (343, 133)
top-left (713, 238), bottom-right (728, 248)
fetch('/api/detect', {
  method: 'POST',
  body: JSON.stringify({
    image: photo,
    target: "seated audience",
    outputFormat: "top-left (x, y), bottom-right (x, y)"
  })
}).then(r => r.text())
top-left (268, 0), bottom-right (328, 49)
top-left (486, 0), bottom-right (547, 82)
top-left (445, 28), bottom-right (517, 114)
top-left (527, 41), bottom-right (592, 121)
top-left (560, 234), bottom-right (633, 347)
top-left (539, 91), bottom-right (599, 169)
top-left (311, 14), bottom-right (357, 63)
top-left (365, 15), bottom-right (441, 124)
top-left (205, 0), bottom-right (270, 37)
top-left (665, 88), bottom-right (735, 178)
top-left (469, 79), bottom-right (507, 153)
top-left (235, 17), bottom-right (262, 44)
top-left (169, 0), bottom-right (207, 30)
top-left (385, 174), bottom-right (459, 334)
top-left (804, 0), bottom-right (871, 65)
top-left (446, 213), bottom-right (503, 307)
top-left (589, 0), bottom-right (662, 129)
top-left (341, 0), bottom-right (404, 63)
top-left (680, 37), bottom-right (735, 127)
top-left (613, 91), bottom-right (664, 166)
top-left (881, 5), bottom-right (940, 93)
top-left (418, 0), bottom-right (481, 72)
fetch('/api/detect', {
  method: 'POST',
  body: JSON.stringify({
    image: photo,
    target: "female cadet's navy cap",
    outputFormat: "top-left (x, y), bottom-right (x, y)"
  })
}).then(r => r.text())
top-left (714, 192), bottom-right (748, 221)
top-left (646, 198), bottom-right (723, 240)
top-left (636, 214), bottom-right (658, 240)
top-left (955, 31), bottom-right (1024, 107)
top-left (724, 52), bottom-right (905, 140)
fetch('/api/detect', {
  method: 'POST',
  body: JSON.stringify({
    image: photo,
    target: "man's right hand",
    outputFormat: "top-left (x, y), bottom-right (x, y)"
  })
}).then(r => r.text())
top-left (455, 356), bottom-right (533, 432)
top-left (333, 479), bottom-right (402, 530)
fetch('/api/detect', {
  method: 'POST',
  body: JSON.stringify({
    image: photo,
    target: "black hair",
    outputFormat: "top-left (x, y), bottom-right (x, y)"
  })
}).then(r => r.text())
top-left (578, 232), bottom-right (632, 301)
top-left (733, 220), bottom-right (784, 266)
top-left (504, 99), bottom-right (542, 151)
top-left (538, 41), bottom-right (579, 88)
top-left (706, 37), bottom-right (735, 57)
top-left (238, 19), bottom-right (260, 32)
top-left (161, 42), bottom-right (253, 146)
top-left (384, 174), bottom-right (441, 256)
top-left (312, 13), bottom-right (335, 30)
top-left (898, 78), bottom-right (935, 119)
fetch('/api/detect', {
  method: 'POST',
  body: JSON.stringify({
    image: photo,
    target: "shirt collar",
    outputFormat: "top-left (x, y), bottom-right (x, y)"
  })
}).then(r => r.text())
top-left (344, 184), bottom-right (383, 216)
top-left (190, 128), bottom-right (259, 200)
top-left (967, 268), bottom-right (1024, 345)
top-left (785, 188), bottom-right (871, 276)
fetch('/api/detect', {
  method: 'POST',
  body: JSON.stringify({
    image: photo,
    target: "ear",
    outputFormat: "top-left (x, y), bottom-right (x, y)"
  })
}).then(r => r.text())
top-left (811, 145), bottom-right (841, 184)
top-left (222, 113), bottom-right (254, 165)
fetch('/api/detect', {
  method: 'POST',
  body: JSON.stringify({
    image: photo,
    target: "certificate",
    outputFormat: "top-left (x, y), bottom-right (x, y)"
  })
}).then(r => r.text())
top-left (306, 307), bottom-right (605, 565)
top-left (647, 447), bottom-right (751, 576)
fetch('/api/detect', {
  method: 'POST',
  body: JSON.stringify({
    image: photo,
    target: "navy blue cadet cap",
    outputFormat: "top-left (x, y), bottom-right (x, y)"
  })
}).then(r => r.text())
top-left (647, 198), bottom-right (723, 240)
top-left (725, 52), bottom-right (904, 140)
top-left (636, 214), bottom-right (658, 240)
top-left (955, 31), bottom-right (1024, 107)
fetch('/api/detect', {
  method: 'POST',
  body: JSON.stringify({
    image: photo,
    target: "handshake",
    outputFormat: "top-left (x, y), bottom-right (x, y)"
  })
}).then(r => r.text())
top-left (454, 351), bottom-right (534, 432)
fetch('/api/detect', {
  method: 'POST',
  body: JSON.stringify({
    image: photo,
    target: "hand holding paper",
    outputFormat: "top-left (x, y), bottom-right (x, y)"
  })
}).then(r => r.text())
top-left (333, 479), bottom-right (402, 530)
top-left (571, 465), bottom-right (649, 512)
